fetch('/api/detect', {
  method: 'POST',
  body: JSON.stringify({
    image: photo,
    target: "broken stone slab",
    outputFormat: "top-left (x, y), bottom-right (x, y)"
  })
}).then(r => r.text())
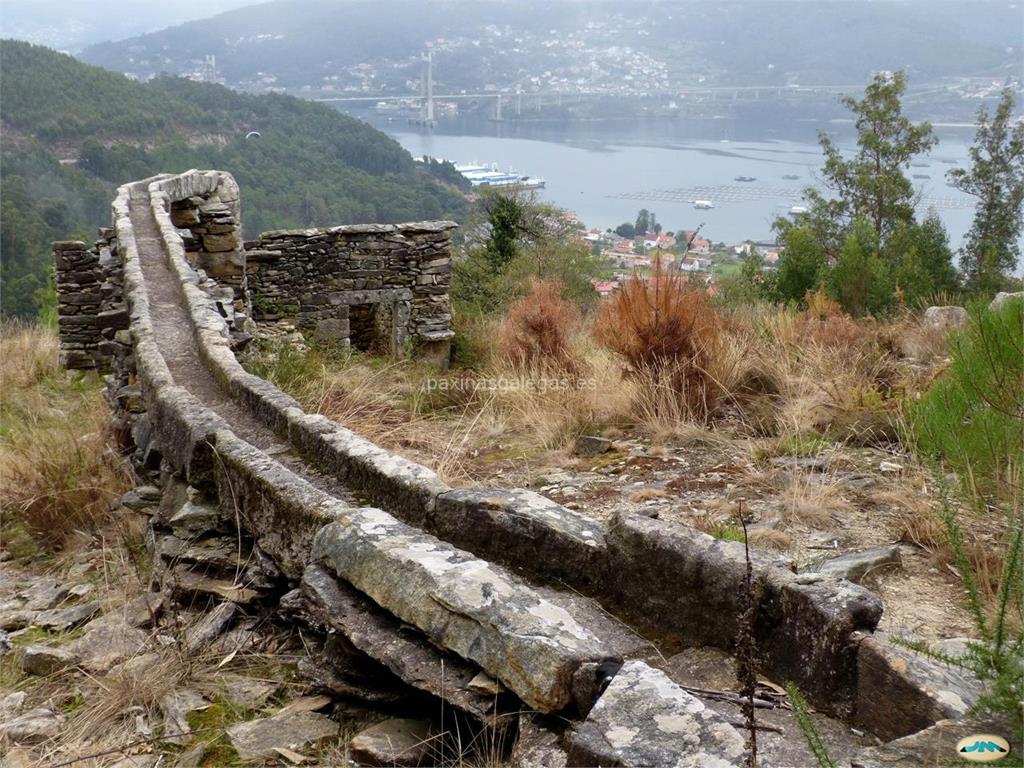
top-left (0, 692), bottom-right (26, 718)
top-left (349, 718), bottom-right (433, 767)
top-left (299, 565), bottom-right (503, 719)
top-left (854, 634), bottom-right (986, 741)
top-left (165, 568), bottom-right (260, 605)
top-left (0, 608), bottom-right (36, 632)
top-left (184, 601), bottom-right (238, 651)
top-left (226, 711), bottom-right (338, 761)
top-left (0, 708), bottom-right (66, 745)
top-left (573, 435), bottom-right (613, 457)
top-left (20, 645), bottom-right (79, 676)
top-left (512, 715), bottom-right (568, 768)
top-left (32, 601), bottom-right (99, 632)
top-left (811, 545), bottom-right (902, 584)
top-left (156, 534), bottom-right (246, 575)
top-left (118, 485), bottom-right (162, 511)
top-left (607, 512), bottom-right (882, 716)
top-left (851, 715), bottom-right (1021, 768)
top-left (313, 509), bottom-right (619, 713)
top-left (565, 660), bottom-right (746, 768)
top-left (432, 488), bottom-right (609, 590)
top-left (160, 689), bottom-right (208, 745)
top-left (18, 579), bottom-right (70, 611)
top-left (65, 621), bottom-right (149, 672)
top-left (215, 675), bottom-right (278, 711)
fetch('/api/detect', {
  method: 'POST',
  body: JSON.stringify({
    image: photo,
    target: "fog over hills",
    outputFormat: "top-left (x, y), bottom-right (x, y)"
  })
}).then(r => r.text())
top-left (0, 0), bottom-right (256, 52)
top-left (76, 0), bottom-right (1020, 92)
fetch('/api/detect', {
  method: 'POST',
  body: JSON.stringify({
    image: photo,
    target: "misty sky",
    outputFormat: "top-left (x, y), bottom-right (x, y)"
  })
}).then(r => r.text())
top-left (0, 0), bottom-right (258, 50)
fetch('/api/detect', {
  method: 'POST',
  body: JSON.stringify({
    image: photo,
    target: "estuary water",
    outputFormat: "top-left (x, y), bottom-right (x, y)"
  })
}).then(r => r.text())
top-left (351, 109), bottom-right (977, 246)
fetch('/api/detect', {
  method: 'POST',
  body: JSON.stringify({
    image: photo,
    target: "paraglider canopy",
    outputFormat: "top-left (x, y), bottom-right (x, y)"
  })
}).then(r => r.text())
top-left (245, 131), bottom-right (261, 139)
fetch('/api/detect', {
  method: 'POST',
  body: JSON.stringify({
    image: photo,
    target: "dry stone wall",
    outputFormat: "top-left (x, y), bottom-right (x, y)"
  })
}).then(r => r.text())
top-left (53, 232), bottom-right (125, 371)
top-left (245, 223), bottom-right (455, 363)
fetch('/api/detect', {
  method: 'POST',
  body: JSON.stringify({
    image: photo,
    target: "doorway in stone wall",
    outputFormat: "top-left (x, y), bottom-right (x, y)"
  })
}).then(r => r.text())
top-left (347, 302), bottom-right (394, 354)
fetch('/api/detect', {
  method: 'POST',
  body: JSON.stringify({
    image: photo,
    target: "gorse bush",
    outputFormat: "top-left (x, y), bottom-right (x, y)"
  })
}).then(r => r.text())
top-left (594, 257), bottom-right (721, 422)
top-left (909, 297), bottom-right (1023, 503)
top-left (497, 279), bottom-right (578, 372)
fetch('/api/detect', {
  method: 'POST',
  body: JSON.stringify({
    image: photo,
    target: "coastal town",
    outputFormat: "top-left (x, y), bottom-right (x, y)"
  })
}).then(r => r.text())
top-left (574, 217), bottom-right (778, 300)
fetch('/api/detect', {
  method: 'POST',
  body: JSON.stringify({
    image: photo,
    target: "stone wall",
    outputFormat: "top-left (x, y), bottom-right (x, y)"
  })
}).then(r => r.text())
top-left (245, 223), bottom-right (456, 364)
top-left (53, 232), bottom-right (125, 371)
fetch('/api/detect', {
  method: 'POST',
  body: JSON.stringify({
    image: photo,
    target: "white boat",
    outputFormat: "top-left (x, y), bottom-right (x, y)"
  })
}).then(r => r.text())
top-left (693, 200), bottom-right (714, 209)
top-left (454, 162), bottom-right (546, 189)
top-left (789, 205), bottom-right (808, 215)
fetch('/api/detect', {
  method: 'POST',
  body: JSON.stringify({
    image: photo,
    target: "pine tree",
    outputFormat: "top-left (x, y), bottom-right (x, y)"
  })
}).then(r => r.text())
top-left (947, 89), bottom-right (1024, 297)
top-left (801, 71), bottom-right (936, 252)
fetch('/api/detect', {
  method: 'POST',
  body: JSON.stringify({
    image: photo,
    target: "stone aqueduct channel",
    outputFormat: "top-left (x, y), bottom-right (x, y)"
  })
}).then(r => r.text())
top-left (51, 170), bottom-right (976, 766)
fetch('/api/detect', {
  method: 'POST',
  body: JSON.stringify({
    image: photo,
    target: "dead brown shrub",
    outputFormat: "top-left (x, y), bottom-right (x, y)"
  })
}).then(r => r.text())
top-left (804, 287), bottom-right (842, 320)
top-left (593, 259), bottom-right (721, 422)
top-left (795, 313), bottom-right (870, 349)
top-left (497, 279), bottom-right (578, 372)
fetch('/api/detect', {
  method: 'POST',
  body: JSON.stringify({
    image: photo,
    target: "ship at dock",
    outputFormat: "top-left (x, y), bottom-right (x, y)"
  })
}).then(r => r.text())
top-left (454, 162), bottom-right (546, 190)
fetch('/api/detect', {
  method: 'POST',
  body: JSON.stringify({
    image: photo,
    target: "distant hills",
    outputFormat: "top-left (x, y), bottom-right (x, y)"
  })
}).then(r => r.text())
top-left (76, 1), bottom-right (1021, 91)
top-left (0, 41), bottom-right (466, 318)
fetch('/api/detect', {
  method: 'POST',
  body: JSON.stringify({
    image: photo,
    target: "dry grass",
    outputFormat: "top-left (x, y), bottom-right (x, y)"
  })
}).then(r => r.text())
top-left (880, 486), bottom-right (1013, 608)
top-left (748, 528), bottom-right (793, 551)
top-left (716, 304), bottom-right (902, 444)
top-left (777, 472), bottom-right (852, 528)
top-left (0, 322), bottom-right (132, 553)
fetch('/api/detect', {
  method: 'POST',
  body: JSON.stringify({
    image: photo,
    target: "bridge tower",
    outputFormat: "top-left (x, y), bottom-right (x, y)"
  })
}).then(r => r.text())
top-left (421, 51), bottom-right (436, 127)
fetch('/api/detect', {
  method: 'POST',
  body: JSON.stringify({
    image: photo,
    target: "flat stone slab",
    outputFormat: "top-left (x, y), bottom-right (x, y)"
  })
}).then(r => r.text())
top-left (349, 718), bottom-right (432, 766)
top-left (299, 564), bottom-right (505, 722)
top-left (33, 601), bottom-right (99, 632)
top-left (432, 488), bottom-right (608, 590)
top-left (812, 545), bottom-right (902, 584)
top-left (313, 508), bottom-right (618, 713)
top-left (65, 621), bottom-right (149, 672)
top-left (566, 660), bottom-right (746, 767)
top-left (608, 512), bottom-right (882, 715)
top-left (226, 711), bottom-right (338, 761)
top-left (0, 708), bottom-right (66, 745)
top-left (20, 644), bottom-right (78, 676)
top-left (855, 635), bottom-right (986, 741)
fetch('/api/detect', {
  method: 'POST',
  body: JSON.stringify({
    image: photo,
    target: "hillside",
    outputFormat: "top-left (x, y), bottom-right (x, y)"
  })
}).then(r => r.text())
top-left (76, 0), bottom-right (1020, 91)
top-left (0, 41), bottom-right (466, 318)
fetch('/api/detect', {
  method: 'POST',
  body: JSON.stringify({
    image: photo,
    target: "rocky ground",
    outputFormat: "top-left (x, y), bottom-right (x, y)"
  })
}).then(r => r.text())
top-left (456, 430), bottom-right (976, 646)
top-left (0, 491), bottom-right (465, 768)
top-left (0, 430), bottom-right (982, 767)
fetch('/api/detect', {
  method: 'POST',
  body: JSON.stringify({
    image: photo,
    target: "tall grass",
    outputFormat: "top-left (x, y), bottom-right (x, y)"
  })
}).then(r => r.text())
top-left (908, 298), bottom-right (1023, 504)
top-left (0, 322), bottom-right (131, 553)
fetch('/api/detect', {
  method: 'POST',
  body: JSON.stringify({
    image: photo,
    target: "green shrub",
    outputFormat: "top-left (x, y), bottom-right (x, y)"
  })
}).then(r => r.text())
top-left (909, 298), bottom-right (1023, 503)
